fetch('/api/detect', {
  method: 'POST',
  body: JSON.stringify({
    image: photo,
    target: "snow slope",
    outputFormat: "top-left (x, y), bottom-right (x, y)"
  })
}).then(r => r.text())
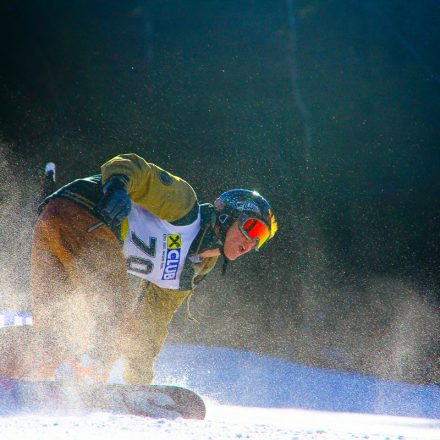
top-left (154, 344), bottom-right (440, 418)
top-left (0, 344), bottom-right (439, 440)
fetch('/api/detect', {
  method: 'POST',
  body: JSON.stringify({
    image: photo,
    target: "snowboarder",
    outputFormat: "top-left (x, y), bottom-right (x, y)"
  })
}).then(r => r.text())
top-left (0, 153), bottom-right (277, 384)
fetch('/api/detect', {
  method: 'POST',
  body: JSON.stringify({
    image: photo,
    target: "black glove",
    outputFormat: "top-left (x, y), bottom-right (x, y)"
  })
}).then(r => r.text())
top-left (95, 175), bottom-right (131, 227)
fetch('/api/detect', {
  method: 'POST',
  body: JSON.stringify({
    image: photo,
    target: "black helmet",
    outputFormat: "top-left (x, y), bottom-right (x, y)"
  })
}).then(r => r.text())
top-left (214, 189), bottom-right (277, 250)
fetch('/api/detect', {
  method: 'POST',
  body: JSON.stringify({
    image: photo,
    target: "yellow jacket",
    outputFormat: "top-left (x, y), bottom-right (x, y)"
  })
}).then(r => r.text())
top-left (102, 153), bottom-right (219, 288)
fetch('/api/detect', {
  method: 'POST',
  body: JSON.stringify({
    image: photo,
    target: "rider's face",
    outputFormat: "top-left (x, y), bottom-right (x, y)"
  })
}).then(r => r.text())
top-left (223, 221), bottom-right (256, 261)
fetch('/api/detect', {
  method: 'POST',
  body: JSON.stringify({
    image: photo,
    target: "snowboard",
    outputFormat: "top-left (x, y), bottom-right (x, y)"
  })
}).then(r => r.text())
top-left (0, 378), bottom-right (206, 420)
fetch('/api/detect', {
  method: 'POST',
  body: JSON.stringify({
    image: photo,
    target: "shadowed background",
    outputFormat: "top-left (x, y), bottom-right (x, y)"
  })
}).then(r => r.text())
top-left (0, 0), bottom-right (439, 384)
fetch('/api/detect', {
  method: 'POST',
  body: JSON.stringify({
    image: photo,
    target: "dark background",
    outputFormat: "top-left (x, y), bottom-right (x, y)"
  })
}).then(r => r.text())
top-left (0, 0), bottom-right (439, 384)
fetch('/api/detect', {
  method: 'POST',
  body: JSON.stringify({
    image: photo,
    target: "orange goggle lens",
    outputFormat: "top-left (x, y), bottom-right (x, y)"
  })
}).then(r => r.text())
top-left (240, 218), bottom-right (271, 249)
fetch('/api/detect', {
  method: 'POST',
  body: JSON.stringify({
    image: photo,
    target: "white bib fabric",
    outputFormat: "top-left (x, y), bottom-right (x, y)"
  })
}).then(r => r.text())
top-left (122, 203), bottom-right (201, 289)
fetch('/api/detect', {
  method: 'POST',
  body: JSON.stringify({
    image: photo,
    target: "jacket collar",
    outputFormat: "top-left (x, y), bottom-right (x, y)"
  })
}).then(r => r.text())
top-left (189, 203), bottom-right (222, 256)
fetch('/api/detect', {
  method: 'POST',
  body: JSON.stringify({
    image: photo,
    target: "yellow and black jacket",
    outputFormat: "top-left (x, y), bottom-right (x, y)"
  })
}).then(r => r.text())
top-left (43, 153), bottom-right (220, 290)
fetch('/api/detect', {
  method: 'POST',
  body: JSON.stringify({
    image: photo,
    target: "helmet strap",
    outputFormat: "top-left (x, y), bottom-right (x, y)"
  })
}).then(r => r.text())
top-left (216, 213), bottom-right (233, 244)
top-left (216, 212), bottom-right (235, 276)
top-left (220, 246), bottom-right (229, 275)
top-left (222, 256), bottom-right (229, 275)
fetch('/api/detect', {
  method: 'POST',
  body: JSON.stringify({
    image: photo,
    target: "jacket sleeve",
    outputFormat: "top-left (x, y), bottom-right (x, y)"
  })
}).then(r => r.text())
top-left (101, 153), bottom-right (197, 222)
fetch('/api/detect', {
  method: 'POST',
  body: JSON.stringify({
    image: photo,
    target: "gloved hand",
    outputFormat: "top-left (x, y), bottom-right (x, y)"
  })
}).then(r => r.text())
top-left (95, 175), bottom-right (131, 227)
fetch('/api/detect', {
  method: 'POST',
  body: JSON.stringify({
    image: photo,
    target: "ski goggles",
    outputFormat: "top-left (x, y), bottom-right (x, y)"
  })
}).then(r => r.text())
top-left (238, 216), bottom-right (271, 250)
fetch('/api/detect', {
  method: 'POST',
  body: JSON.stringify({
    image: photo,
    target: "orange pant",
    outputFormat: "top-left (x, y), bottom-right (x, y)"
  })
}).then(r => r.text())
top-left (0, 199), bottom-right (190, 383)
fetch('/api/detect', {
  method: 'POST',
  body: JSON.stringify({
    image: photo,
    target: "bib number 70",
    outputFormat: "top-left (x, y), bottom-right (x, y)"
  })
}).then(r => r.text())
top-left (126, 232), bottom-right (156, 275)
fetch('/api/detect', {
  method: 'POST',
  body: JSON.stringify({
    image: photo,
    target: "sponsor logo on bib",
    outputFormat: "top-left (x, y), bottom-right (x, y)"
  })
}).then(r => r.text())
top-left (162, 234), bottom-right (181, 280)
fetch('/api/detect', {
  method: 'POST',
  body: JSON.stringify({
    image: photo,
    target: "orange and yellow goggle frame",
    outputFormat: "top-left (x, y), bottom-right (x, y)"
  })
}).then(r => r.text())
top-left (239, 211), bottom-right (277, 250)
